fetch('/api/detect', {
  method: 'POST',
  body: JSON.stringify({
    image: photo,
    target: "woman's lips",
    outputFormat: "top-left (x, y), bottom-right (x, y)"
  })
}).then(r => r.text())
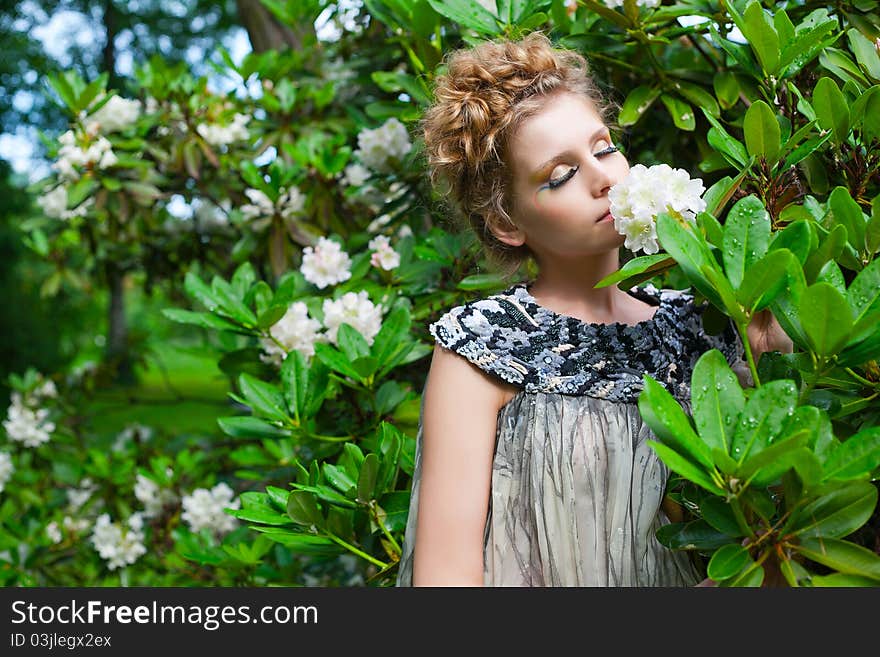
top-left (597, 211), bottom-right (613, 223)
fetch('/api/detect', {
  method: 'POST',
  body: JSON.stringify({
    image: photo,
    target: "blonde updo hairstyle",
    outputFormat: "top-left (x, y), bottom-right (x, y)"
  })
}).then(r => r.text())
top-left (421, 32), bottom-right (613, 276)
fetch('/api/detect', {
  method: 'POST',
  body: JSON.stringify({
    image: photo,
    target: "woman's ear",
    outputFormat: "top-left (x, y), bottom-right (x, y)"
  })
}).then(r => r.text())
top-left (487, 211), bottom-right (526, 247)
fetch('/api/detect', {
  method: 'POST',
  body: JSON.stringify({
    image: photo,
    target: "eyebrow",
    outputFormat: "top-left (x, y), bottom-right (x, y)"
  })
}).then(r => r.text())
top-left (530, 125), bottom-right (611, 180)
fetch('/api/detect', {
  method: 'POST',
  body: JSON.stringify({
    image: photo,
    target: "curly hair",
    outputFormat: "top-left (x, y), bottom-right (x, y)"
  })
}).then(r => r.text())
top-left (421, 32), bottom-right (614, 276)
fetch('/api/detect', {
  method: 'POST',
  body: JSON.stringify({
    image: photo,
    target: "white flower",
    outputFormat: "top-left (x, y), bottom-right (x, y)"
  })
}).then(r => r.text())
top-left (240, 188), bottom-right (275, 221)
top-left (608, 163), bottom-right (706, 255)
top-left (113, 423), bottom-right (153, 452)
top-left (0, 452), bottom-right (13, 493)
top-left (3, 393), bottom-right (55, 448)
top-left (134, 471), bottom-right (177, 518)
top-left (355, 118), bottom-right (412, 173)
top-left (341, 162), bottom-right (371, 187)
top-left (91, 513), bottom-right (147, 570)
top-left (46, 521), bottom-right (62, 544)
top-left (196, 113), bottom-right (250, 147)
top-left (181, 483), bottom-right (240, 536)
top-left (52, 131), bottom-right (118, 181)
top-left (322, 291), bottom-right (383, 346)
top-left (300, 237), bottom-right (352, 289)
top-left (368, 235), bottom-right (401, 270)
top-left (63, 515), bottom-right (90, 534)
top-left (603, 0), bottom-right (660, 7)
top-left (260, 301), bottom-right (323, 365)
top-left (37, 186), bottom-right (68, 219)
top-left (89, 95), bottom-right (141, 134)
top-left (67, 477), bottom-right (97, 512)
top-left (366, 213), bottom-right (392, 233)
top-left (278, 186), bottom-right (305, 220)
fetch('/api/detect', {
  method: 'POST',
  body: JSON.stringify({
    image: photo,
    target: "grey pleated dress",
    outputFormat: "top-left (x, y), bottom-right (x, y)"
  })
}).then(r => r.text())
top-left (396, 280), bottom-right (748, 587)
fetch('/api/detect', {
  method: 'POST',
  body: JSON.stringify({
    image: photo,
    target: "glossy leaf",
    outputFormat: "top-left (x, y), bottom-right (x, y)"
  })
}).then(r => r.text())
top-left (723, 195), bottom-right (771, 290)
top-left (238, 373), bottom-right (288, 421)
top-left (286, 490), bottom-right (323, 526)
top-left (795, 537), bottom-right (880, 581)
top-left (639, 376), bottom-right (713, 469)
top-left (618, 85), bottom-right (661, 126)
top-left (660, 93), bottom-right (695, 131)
top-left (768, 220), bottom-right (812, 265)
top-left (656, 212), bottom-right (724, 310)
top-left (730, 379), bottom-right (799, 464)
top-left (699, 496), bottom-right (743, 537)
top-left (743, 100), bottom-right (781, 163)
top-left (595, 254), bottom-right (673, 289)
top-left (799, 283), bottom-right (854, 357)
top-left (790, 481), bottom-right (878, 539)
top-left (813, 77), bottom-right (851, 144)
top-left (647, 441), bottom-right (724, 496)
top-left (707, 543), bottom-right (752, 581)
top-left (737, 249), bottom-right (795, 312)
top-left (655, 519), bottom-right (735, 550)
top-left (691, 349), bottom-right (744, 454)
top-left (822, 427), bottom-right (880, 481)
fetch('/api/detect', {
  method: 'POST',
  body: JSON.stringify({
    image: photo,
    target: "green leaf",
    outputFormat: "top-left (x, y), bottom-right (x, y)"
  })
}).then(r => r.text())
top-left (723, 195), bottom-right (771, 290)
top-left (456, 272), bottom-right (508, 291)
top-left (828, 186), bottom-right (866, 254)
top-left (795, 537), bottom-right (880, 581)
top-left (743, 100), bottom-right (781, 164)
top-left (713, 71), bottom-right (740, 110)
top-left (217, 416), bottom-right (288, 439)
top-left (790, 481), bottom-right (878, 539)
top-left (743, 0), bottom-right (780, 75)
top-left (847, 28), bottom-right (880, 81)
top-left (813, 77), bottom-right (851, 145)
top-left (371, 305), bottom-right (412, 365)
top-left (691, 349), bottom-right (744, 455)
top-left (237, 373), bottom-right (288, 421)
top-left (286, 490), bottom-right (323, 526)
top-left (699, 496), bottom-right (743, 537)
top-left (730, 379), bottom-right (799, 464)
top-left (314, 343), bottom-right (363, 381)
top-left (822, 427), bottom-right (880, 481)
top-left (280, 349), bottom-right (308, 422)
top-left (211, 276), bottom-right (257, 326)
top-left (227, 506), bottom-right (292, 526)
top-left (594, 254), bottom-right (673, 289)
top-left (322, 463), bottom-right (357, 496)
top-left (799, 283), bottom-right (854, 357)
top-left (737, 249), bottom-right (796, 312)
top-left (655, 519), bottom-right (735, 550)
top-left (161, 308), bottom-right (246, 333)
top-left (803, 224), bottom-right (847, 284)
top-left (769, 220), bottom-right (812, 265)
top-left (808, 573), bottom-right (880, 587)
top-left (660, 93), bottom-right (695, 131)
top-left (703, 110), bottom-right (749, 168)
top-left (426, 0), bottom-right (500, 34)
top-left (707, 544), bottom-right (752, 581)
top-left (847, 257), bottom-right (880, 332)
top-left (647, 441), bottom-right (724, 496)
top-left (249, 528), bottom-right (340, 554)
top-left (656, 212), bottom-right (724, 310)
top-left (617, 85), bottom-right (661, 126)
top-left (337, 323), bottom-right (371, 362)
top-left (674, 80), bottom-right (720, 118)
top-left (639, 376), bottom-right (713, 469)
top-left (358, 453), bottom-right (380, 502)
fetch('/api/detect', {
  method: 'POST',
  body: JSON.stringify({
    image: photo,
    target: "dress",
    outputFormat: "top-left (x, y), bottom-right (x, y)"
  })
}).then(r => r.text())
top-left (395, 280), bottom-right (748, 587)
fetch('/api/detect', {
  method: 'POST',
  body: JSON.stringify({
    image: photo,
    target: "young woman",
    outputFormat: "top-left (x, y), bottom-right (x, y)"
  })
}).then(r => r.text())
top-left (396, 32), bottom-right (792, 587)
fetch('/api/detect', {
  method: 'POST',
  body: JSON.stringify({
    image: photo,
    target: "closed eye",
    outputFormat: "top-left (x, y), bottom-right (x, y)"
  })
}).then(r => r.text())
top-left (546, 145), bottom-right (619, 189)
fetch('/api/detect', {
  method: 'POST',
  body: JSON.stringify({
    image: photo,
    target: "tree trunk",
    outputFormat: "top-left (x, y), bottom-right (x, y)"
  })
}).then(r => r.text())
top-left (105, 262), bottom-right (135, 385)
top-left (102, 0), bottom-right (121, 89)
top-left (235, 0), bottom-right (309, 52)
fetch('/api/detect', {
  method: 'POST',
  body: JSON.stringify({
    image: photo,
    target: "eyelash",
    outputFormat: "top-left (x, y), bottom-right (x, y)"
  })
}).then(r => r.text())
top-left (547, 145), bottom-right (619, 189)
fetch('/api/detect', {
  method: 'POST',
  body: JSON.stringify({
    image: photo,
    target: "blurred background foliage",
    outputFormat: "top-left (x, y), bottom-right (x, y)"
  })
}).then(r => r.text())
top-left (0, 0), bottom-right (878, 586)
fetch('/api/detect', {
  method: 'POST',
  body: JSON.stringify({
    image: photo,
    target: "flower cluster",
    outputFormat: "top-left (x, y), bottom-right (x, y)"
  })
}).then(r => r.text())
top-left (134, 472), bottom-right (178, 519)
top-left (196, 113), bottom-right (251, 147)
top-left (3, 392), bottom-right (55, 448)
top-left (608, 163), bottom-right (706, 255)
top-left (52, 129), bottom-right (118, 181)
top-left (180, 483), bottom-right (240, 536)
top-left (240, 186), bottom-right (306, 230)
top-left (91, 513), bottom-right (147, 570)
top-left (603, 0), bottom-right (660, 8)
top-left (67, 477), bottom-right (98, 512)
top-left (300, 237), bottom-right (353, 289)
top-left (322, 291), bottom-right (383, 346)
top-left (0, 452), bottom-right (13, 493)
top-left (87, 94), bottom-right (141, 134)
top-left (368, 235), bottom-right (400, 270)
top-left (261, 301), bottom-right (324, 365)
top-left (354, 118), bottom-right (412, 173)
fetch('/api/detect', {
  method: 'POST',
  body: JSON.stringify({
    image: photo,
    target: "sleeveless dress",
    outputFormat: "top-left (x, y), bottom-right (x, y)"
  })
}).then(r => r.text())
top-left (395, 280), bottom-right (750, 587)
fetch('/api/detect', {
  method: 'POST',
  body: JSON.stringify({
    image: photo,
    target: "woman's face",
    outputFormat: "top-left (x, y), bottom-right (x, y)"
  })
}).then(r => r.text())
top-left (501, 92), bottom-right (630, 260)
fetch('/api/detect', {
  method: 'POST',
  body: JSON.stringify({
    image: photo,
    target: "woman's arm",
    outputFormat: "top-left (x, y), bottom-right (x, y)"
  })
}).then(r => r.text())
top-left (412, 344), bottom-right (507, 586)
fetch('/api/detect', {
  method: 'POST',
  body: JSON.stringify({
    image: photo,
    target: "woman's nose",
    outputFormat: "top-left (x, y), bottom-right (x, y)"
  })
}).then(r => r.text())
top-left (584, 160), bottom-right (615, 197)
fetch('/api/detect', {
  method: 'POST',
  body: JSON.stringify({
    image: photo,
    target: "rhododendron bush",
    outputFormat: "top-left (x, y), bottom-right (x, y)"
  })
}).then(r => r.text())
top-left (2, 0), bottom-right (879, 587)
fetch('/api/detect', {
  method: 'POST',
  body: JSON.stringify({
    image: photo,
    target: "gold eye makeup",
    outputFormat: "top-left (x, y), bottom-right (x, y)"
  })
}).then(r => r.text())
top-left (538, 143), bottom-right (619, 191)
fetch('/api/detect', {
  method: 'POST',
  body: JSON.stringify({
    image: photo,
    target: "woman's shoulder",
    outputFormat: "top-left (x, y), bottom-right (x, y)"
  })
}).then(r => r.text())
top-left (428, 282), bottom-right (543, 389)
